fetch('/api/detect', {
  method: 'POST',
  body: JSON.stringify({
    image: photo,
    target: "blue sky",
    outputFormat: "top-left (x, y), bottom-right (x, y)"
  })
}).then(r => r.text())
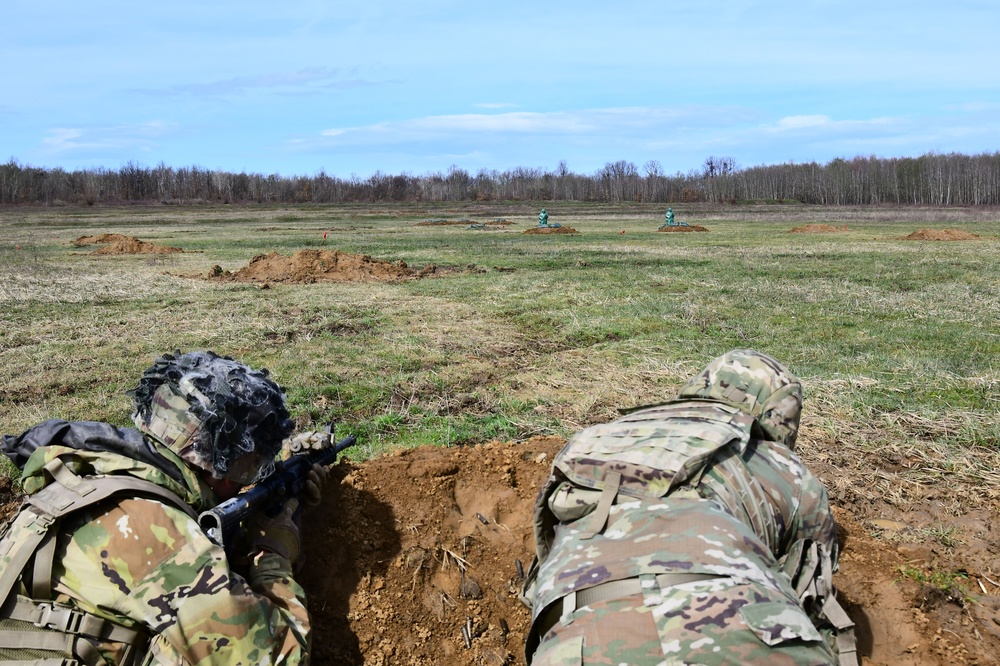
top-left (3, 1), bottom-right (998, 178)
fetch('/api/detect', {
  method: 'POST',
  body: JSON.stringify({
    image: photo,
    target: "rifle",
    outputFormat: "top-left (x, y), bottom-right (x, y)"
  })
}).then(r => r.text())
top-left (199, 434), bottom-right (358, 548)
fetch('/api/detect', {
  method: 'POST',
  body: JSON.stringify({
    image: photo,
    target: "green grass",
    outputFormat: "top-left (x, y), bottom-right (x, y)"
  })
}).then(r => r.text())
top-left (1, 202), bottom-right (998, 493)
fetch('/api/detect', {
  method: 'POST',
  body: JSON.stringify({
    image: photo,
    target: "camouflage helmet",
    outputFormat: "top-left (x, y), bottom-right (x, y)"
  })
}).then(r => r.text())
top-left (677, 349), bottom-right (803, 448)
top-left (128, 351), bottom-right (294, 484)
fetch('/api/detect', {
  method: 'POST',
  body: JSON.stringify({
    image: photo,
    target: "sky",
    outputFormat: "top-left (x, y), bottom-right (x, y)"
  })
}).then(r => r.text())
top-left (2, 0), bottom-right (998, 178)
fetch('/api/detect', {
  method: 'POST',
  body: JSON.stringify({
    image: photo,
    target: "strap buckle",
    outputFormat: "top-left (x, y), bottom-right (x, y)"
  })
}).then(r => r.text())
top-left (33, 602), bottom-right (84, 634)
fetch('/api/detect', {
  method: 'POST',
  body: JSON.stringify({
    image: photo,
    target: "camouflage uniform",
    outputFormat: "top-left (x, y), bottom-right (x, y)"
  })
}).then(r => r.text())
top-left (1, 352), bottom-right (308, 666)
top-left (522, 350), bottom-right (854, 666)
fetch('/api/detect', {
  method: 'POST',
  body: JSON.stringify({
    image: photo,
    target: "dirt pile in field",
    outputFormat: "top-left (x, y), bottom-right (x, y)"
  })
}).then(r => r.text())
top-left (789, 224), bottom-right (844, 233)
top-left (522, 227), bottom-right (579, 234)
top-left (658, 225), bottom-right (709, 232)
top-left (72, 233), bottom-right (184, 254)
top-left (206, 249), bottom-right (435, 284)
top-left (3, 436), bottom-right (998, 665)
top-left (899, 229), bottom-right (981, 241)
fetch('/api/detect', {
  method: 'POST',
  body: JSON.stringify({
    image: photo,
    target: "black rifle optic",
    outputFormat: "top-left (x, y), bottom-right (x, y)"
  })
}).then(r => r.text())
top-left (199, 434), bottom-right (357, 547)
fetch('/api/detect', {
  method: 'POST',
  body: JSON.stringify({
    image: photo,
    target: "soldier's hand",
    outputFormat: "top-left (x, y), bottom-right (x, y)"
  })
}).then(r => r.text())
top-left (248, 498), bottom-right (301, 563)
top-left (303, 463), bottom-right (331, 507)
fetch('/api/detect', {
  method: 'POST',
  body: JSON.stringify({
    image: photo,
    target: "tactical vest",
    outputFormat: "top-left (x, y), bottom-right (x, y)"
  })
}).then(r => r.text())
top-left (0, 458), bottom-right (196, 666)
top-left (521, 400), bottom-right (857, 666)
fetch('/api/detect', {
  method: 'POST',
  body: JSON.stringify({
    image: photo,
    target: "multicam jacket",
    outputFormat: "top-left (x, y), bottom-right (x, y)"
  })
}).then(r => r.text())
top-left (522, 400), bottom-right (852, 665)
top-left (0, 420), bottom-right (309, 666)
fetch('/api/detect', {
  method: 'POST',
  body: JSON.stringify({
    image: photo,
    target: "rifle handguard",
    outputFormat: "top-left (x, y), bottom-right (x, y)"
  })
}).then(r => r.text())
top-left (199, 434), bottom-right (357, 547)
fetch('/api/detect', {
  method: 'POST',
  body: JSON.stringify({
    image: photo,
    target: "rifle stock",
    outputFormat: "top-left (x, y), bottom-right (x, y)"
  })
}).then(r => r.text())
top-left (199, 434), bottom-right (357, 547)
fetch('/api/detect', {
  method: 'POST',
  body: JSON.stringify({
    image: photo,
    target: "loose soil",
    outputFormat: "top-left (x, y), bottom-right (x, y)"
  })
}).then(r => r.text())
top-left (522, 227), bottom-right (579, 235)
top-left (899, 229), bottom-right (981, 241)
top-left (205, 250), bottom-right (436, 284)
top-left (657, 225), bottom-right (709, 232)
top-left (72, 233), bottom-right (185, 254)
top-left (790, 224), bottom-right (845, 233)
top-left (2, 437), bottom-right (998, 665)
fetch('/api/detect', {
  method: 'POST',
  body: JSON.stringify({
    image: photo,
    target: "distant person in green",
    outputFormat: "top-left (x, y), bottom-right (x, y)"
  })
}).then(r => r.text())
top-left (0, 351), bottom-right (329, 665)
top-left (665, 207), bottom-right (675, 226)
top-left (539, 208), bottom-right (549, 227)
top-left (521, 349), bottom-right (857, 665)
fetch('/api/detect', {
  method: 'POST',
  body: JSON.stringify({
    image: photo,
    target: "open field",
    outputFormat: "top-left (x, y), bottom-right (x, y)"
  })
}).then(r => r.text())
top-left (1, 202), bottom-right (999, 664)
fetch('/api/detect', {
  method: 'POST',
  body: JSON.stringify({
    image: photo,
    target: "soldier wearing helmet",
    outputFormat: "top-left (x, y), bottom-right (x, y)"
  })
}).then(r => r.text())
top-left (521, 349), bottom-right (857, 665)
top-left (0, 351), bottom-right (326, 665)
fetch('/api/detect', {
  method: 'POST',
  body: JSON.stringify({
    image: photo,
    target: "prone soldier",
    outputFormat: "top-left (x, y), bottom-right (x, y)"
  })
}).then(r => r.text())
top-left (0, 350), bottom-right (329, 665)
top-left (521, 349), bottom-right (857, 665)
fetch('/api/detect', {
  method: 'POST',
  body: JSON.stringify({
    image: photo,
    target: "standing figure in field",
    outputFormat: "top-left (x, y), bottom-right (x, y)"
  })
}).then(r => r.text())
top-left (539, 208), bottom-right (550, 227)
top-left (665, 207), bottom-right (675, 226)
top-left (521, 349), bottom-right (857, 665)
top-left (0, 350), bottom-right (328, 665)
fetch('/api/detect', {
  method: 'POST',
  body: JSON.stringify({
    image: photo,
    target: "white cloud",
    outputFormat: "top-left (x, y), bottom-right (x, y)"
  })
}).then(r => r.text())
top-left (132, 67), bottom-right (385, 99)
top-left (40, 122), bottom-right (177, 155)
top-left (314, 105), bottom-right (755, 147)
top-left (776, 115), bottom-right (831, 129)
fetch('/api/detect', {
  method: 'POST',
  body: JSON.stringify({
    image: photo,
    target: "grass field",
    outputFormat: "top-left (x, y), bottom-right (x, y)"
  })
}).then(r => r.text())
top-left (1, 202), bottom-right (998, 493)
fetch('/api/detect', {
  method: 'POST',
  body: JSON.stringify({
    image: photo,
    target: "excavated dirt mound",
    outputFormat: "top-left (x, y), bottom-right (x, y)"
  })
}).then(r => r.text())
top-left (3, 437), bottom-right (998, 665)
top-left (72, 233), bottom-right (184, 254)
top-left (300, 437), bottom-right (562, 665)
top-left (658, 225), bottom-right (709, 232)
top-left (899, 229), bottom-right (981, 241)
top-left (790, 224), bottom-right (844, 233)
top-left (522, 227), bottom-right (579, 235)
top-left (206, 250), bottom-right (435, 284)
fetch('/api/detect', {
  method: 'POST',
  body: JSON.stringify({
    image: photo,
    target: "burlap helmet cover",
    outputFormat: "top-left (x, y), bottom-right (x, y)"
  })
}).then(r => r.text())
top-left (130, 351), bottom-right (293, 484)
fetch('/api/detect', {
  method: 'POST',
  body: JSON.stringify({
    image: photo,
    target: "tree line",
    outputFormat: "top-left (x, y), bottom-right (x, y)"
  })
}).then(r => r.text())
top-left (3, 151), bottom-right (1000, 206)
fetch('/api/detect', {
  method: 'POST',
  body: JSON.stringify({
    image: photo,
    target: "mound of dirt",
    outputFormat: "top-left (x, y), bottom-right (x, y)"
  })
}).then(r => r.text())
top-left (522, 227), bottom-right (579, 235)
top-left (302, 437), bottom-right (562, 665)
top-left (790, 224), bottom-right (844, 233)
top-left (207, 249), bottom-right (435, 284)
top-left (72, 233), bottom-right (184, 254)
top-left (899, 229), bottom-right (981, 241)
top-left (73, 233), bottom-right (140, 247)
top-left (658, 225), bottom-right (709, 232)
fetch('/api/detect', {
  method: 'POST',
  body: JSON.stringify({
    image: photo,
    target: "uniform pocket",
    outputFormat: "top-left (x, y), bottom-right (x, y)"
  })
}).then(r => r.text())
top-left (530, 634), bottom-right (583, 666)
top-left (739, 601), bottom-right (823, 646)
